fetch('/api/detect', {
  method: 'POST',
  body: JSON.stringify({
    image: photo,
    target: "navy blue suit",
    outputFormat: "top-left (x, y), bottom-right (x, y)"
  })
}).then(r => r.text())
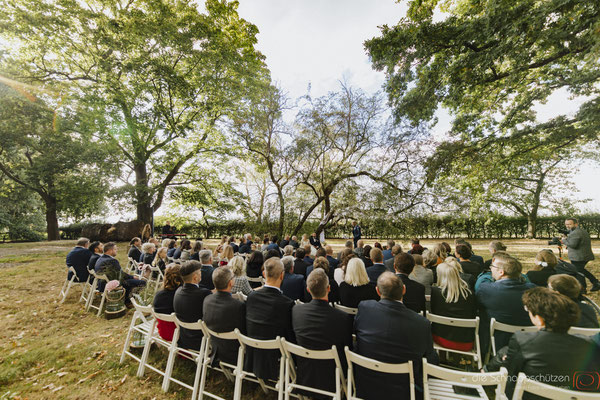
top-left (366, 263), bottom-right (387, 285)
top-left (382, 249), bottom-right (393, 261)
top-left (281, 272), bottom-right (306, 301)
top-left (167, 247), bottom-right (176, 257)
top-left (326, 255), bottom-right (339, 269)
top-left (200, 264), bottom-right (215, 290)
top-left (303, 256), bottom-right (314, 267)
top-left (266, 242), bottom-right (282, 256)
top-left (470, 254), bottom-right (484, 267)
top-left (354, 299), bottom-right (438, 399)
top-left (94, 254), bottom-right (145, 303)
top-left (66, 246), bottom-right (92, 282)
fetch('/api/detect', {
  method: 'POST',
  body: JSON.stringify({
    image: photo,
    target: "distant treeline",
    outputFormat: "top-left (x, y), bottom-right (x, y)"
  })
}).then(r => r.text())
top-left (58, 214), bottom-right (600, 241)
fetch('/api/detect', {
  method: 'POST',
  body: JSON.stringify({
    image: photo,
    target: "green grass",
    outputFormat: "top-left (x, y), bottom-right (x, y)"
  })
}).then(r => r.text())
top-left (0, 238), bottom-right (598, 399)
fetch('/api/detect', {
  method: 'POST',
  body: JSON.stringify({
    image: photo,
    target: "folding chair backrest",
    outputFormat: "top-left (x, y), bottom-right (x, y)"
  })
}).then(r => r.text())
top-left (334, 303), bottom-right (358, 315)
top-left (201, 321), bottom-right (238, 341)
top-left (247, 276), bottom-right (264, 285)
top-left (426, 312), bottom-right (479, 328)
top-left (132, 297), bottom-right (153, 316)
top-left (512, 372), bottom-right (599, 400)
top-left (235, 330), bottom-right (282, 350)
top-left (568, 326), bottom-right (600, 336)
top-left (490, 318), bottom-right (537, 355)
top-left (282, 340), bottom-right (338, 360)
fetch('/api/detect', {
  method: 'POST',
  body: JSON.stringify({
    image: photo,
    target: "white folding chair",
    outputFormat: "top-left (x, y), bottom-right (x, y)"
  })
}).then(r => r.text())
top-left (146, 265), bottom-right (164, 294)
top-left (426, 312), bottom-right (482, 369)
top-left (334, 303), bottom-right (358, 315)
top-left (568, 326), bottom-right (600, 336)
top-left (512, 372), bottom-right (598, 400)
top-left (489, 318), bottom-right (537, 356)
top-left (344, 347), bottom-right (415, 400)
top-left (126, 257), bottom-right (139, 274)
top-left (247, 276), bottom-right (265, 287)
top-left (198, 321), bottom-right (240, 400)
top-left (423, 358), bottom-right (508, 400)
top-left (235, 330), bottom-right (286, 400)
top-left (58, 266), bottom-right (85, 304)
top-left (295, 299), bottom-right (304, 305)
top-left (86, 270), bottom-right (110, 316)
top-left (120, 299), bottom-right (155, 366)
top-left (78, 268), bottom-right (94, 305)
top-left (280, 339), bottom-right (345, 400)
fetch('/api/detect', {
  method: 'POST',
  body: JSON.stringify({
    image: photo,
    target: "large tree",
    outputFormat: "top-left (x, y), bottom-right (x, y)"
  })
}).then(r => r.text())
top-left (0, 0), bottom-right (269, 224)
top-left (365, 0), bottom-right (600, 156)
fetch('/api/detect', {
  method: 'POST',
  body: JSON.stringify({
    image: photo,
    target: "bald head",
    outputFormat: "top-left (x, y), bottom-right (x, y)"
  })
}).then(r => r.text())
top-left (376, 272), bottom-right (405, 301)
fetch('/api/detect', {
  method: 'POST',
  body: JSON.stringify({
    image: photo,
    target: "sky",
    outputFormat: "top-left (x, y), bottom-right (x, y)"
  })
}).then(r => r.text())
top-left (235, 0), bottom-right (600, 212)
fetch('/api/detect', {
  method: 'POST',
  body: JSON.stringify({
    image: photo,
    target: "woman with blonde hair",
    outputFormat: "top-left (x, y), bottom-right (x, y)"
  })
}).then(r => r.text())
top-left (229, 256), bottom-right (253, 296)
top-left (152, 246), bottom-right (168, 273)
top-left (338, 257), bottom-right (379, 307)
top-left (214, 235), bottom-right (228, 256)
top-left (300, 234), bottom-right (310, 248)
top-left (430, 261), bottom-right (476, 351)
top-left (527, 249), bottom-right (557, 286)
top-left (219, 245), bottom-right (234, 266)
top-left (431, 243), bottom-right (447, 265)
top-left (444, 256), bottom-right (476, 289)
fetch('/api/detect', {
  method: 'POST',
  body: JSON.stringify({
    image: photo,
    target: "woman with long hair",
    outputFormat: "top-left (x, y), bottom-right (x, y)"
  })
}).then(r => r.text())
top-left (229, 256), bottom-right (253, 296)
top-left (334, 248), bottom-right (355, 285)
top-left (246, 250), bottom-right (264, 288)
top-left (339, 257), bottom-right (379, 307)
top-left (219, 245), bottom-right (234, 266)
top-left (152, 246), bottom-right (168, 273)
top-left (153, 265), bottom-right (184, 341)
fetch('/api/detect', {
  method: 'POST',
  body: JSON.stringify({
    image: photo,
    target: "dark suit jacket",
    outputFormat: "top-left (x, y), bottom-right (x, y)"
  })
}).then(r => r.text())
top-left (293, 259), bottom-right (308, 277)
top-left (326, 255), bottom-right (339, 270)
top-left (230, 243), bottom-right (239, 253)
top-left (505, 329), bottom-right (600, 398)
top-left (460, 260), bottom-right (482, 277)
top-left (430, 286), bottom-right (477, 343)
top-left (173, 248), bottom-right (182, 259)
top-left (190, 252), bottom-right (200, 261)
top-left (245, 286), bottom-right (295, 380)
top-left (290, 240), bottom-right (300, 249)
top-left (339, 282), bottom-right (380, 308)
top-left (281, 272), bottom-right (306, 301)
top-left (66, 246), bottom-right (92, 282)
top-left (309, 236), bottom-right (321, 248)
top-left (578, 301), bottom-right (600, 328)
top-left (303, 256), bottom-right (314, 267)
top-left (292, 299), bottom-right (353, 393)
top-left (153, 288), bottom-right (177, 314)
top-left (366, 263), bottom-right (387, 285)
top-left (128, 246), bottom-right (142, 262)
top-left (397, 273), bottom-right (426, 314)
top-left (526, 267), bottom-right (557, 287)
top-left (142, 252), bottom-right (155, 265)
top-left (384, 257), bottom-right (395, 272)
top-left (279, 239), bottom-right (289, 248)
top-left (266, 242), bottom-right (282, 256)
top-left (173, 283), bottom-right (212, 350)
top-left (203, 291), bottom-right (246, 365)
top-left (167, 247), bottom-right (176, 257)
top-left (238, 243), bottom-right (251, 254)
top-left (352, 225), bottom-right (361, 240)
top-left (470, 254), bottom-right (484, 267)
top-left (354, 299), bottom-right (438, 400)
top-left (200, 264), bottom-right (215, 290)
top-left (87, 253), bottom-right (101, 277)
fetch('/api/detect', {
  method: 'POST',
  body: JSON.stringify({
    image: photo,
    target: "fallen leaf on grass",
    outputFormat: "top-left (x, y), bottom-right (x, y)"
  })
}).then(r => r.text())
top-left (56, 372), bottom-right (68, 377)
top-left (52, 386), bottom-right (64, 392)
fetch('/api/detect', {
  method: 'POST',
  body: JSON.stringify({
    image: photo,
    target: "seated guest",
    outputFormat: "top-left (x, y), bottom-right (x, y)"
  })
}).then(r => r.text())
top-left (305, 256), bottom-right (340, 303)
top-left (410, 254), bottom-right (433, 295)
top-left (334, 249), bottom-right (355, 285)
top-left (95, 242), bottom-right (146, 308)
top-left (493, 287), bottom-right (600, 397)
top-left (219, 245), bottom-right (234, 266)
top-left (305, 248), bottom-right (327, 276)
top-left (303, 244), bottom-right (314, 266)
top-left (455, 243), bottom-right (482, 278)
top-left (353, 239), bottom-right (365, 258)
top-left (548, 274), bottom-right (599, 328)
top-left (140, 242), bottom-right (156, 265)
top-left (152, 246), bottom-right (168, 273)
top-left (366, 247), bottom-right (387, 285)
top-left (127, 237), bottom-right (142, 262)
top-left (173, 261), bottom-right (212, 350)
top-left (173, 239), bottom-right (188, 260)
top-left (430, 262), bottom-right (476, 351)
top-left (238, 236), bottom-right (251, 254)
top-left (455, 239), bottom-right (484, 267)
top-left (230, 256), bottom-right (253, 296)
top-left (261, 237), bottom-right (269, 252)
top-left (279, 235), bottom-right (290, 249)
top-left (338, 240), bottom-right (354, 261)
top-left (87, 241), bottom-right (103, 278)
top-left (281, 256), bottom-right (305, 301)
top-left (66, 237), bottom-right (93, 283)
top-left (339, 257), bottom-right (379, 307)
top-left (203, 266), bottom-right (246, 365)
top-left (476, 253), bottom-right (535, 353)
top-left (407, 238), bottom-right (424, 255)
top-left (282, 245), bottom-right (294, 257)
top-left (179, 240), bottom-right (192, 261)
top-left (292, 269), bottom-right (353, 393)
top-left (228, 236), bottom-right (239, 253)
top-left (266, 235), bottom-right (282, 255)
top-left (293, 247), bottom-right (309, 277)
top-left (214, 236), bottom-right (228, 256)
top-left (432, 243), bottom-right (448, 266)
top-left (527, 249), bottom-right (557, 287)
top-left (198, 250), bottom-right (215, 290)
top-left (161, 220), bottom-right (173, 236)
top-left (245, 257), bottom-right (295, 381)
top-left (383, 240), bottom-right (395, 261)
top-left (394, 253), bottom-right (426, 314)
top-left (474, 250), bottom-right (510, 291)
top-left (161, 238), bottom-right (171, 249)
top-left (309, 232), bottom-right (321, 249)
top-left (264, 249), bottom-right (281, 262)
top-left (384, 244), bottom-right (402, 272)
top-left (153, 265), bottom-right (183, 341)
top-left (190, 240), bottom-right (203, 261)
top-left (484, 241), bottom-right (507, 270)
top-left (422, 249), bottom-right (439, 283)
top-left (325, 245), bottom-right (339, 270)
top-left (246, 250), bottom-right (264, 288)
top-left (166, 239), bottom-right (177, 258)
top-left (445, 257), bottom-right (476, 290)
top-left (361, 245), bottom-right (373, 268)
top-left (289, 235), bottom-right (300, 249)
top-left (354, 272), bottom-right (438, 400)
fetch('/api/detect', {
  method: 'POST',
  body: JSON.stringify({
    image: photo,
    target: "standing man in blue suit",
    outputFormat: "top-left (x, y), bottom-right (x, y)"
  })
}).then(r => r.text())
top-left (352, 221), bottom-right (362, 248)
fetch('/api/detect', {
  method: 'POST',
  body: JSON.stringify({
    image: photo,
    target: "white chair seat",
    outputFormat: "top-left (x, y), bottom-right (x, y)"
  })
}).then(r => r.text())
top-left (427, 378), bottom-right (488, 400)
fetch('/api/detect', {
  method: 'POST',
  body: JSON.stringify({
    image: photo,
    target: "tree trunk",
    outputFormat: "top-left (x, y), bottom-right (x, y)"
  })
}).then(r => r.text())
top-left (45, 196), bottom-right (60, 241)
top-left (526, 215), bottom-right (537, 239)
top-left (290, 196), bottom-right (325, 236)
top-left (134, 162), bottom-right (153, 225)
top-left (276, 187), bottom-right (285, 238)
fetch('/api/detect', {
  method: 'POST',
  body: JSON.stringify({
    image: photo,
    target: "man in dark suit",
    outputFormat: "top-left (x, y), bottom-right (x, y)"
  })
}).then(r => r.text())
top-left (281, 256), bottom-right (306, 301)
top-left (455, 244), bottom-right (483, 277)
top-left (302, 244), bottom-right (314, 267)
top-left (382, 239), bottom-right (395, 261)
top-left (394, 253), bottom-right (426, 314)
top-left (203, 266), bottom-right (246, 365)
top-left (294, 248), bottom-right (309, 277)
top-left (366, 248), bottom-right (388, 285)
top-left (173, 261), bottom-right (212, 350)
top-left (245, 257), bottom-right (295, 381)
top-left (238, 237), bottom-right (250, 254)
top-left (325, 245), bottom-right (339, 270)
top-left (228, 237), bottom-right (239, 253)
top-left (86, 241), bottom-right (103, 277)
top-left (476, 253), bottom-right (536, 357)
top-left (354, 272), bottom-right (438, 400)
top-left (66, 237), bottom-right (92, 283)
top-left (198, 250), bottom-right (215, 290)
top-left (289, 235), bottom-right (300, 249)
top-left (563, 217), bottom-right (599, 291)
top-left (267, 235), bottom-right (282, 256)
top-left (309, 232), bottom-right (321, 249)
top-left (292, 269), bottom-right (353, 394)
top-left (95, 242), bottom-right (145, 308)
top-left (384, 244), bottom-right (402, 272)
top-left (279, 235), bottom-right (290, 249)
top-left (352, 221), bottom-right (361, 248)
top-left (161, 221), bottom-right (173, 236)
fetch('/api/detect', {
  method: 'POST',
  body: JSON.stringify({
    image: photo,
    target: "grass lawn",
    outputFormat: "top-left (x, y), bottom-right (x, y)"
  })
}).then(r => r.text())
top-left (1, 238), bottom-right (599, 399)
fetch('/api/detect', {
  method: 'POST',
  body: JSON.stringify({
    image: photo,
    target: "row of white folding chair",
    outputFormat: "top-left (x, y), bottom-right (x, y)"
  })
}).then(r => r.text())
top-left (86, 270), bottom-right (110, 316)
top-left (58, 266), bottom-right (86, 304)
top-left (120, 299), bottom-right (155, 366)
top-left (512, 372), bottom-right (599, 400)
top-left (334, 303), bottom-right (358, 315)
top-left (57, 265), bottom-right (109, 317)
top-left (425, 312), bottom-right (483, 369)
top-left (246, 276), bottom-right (265, 287)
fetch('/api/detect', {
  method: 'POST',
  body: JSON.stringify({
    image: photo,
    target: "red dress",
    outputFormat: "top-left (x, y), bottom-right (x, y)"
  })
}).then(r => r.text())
top-left (157, 319), bottom-right (176, 341)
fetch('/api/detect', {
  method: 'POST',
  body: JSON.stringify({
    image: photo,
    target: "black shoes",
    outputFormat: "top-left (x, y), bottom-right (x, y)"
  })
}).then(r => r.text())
top-left (590, 282), bottom-right (600, 292)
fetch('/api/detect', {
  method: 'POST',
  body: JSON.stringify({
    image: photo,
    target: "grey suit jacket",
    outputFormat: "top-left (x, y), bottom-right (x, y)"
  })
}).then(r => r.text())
top-left (565, 227), bottom-right (595, 262)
